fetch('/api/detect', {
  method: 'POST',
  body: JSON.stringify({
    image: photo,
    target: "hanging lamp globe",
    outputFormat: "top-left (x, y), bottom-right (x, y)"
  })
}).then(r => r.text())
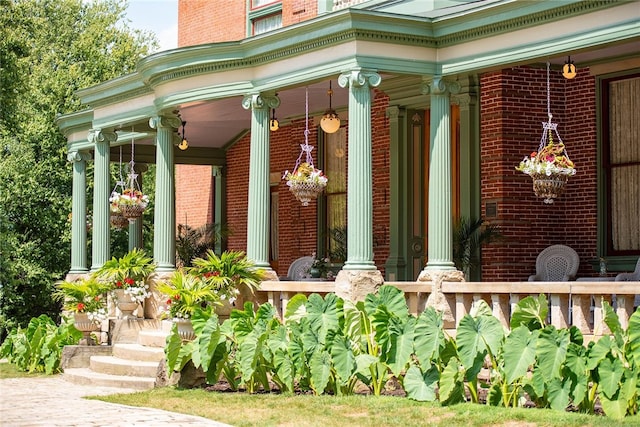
top-left (320, 111), bottom-right (340, 134)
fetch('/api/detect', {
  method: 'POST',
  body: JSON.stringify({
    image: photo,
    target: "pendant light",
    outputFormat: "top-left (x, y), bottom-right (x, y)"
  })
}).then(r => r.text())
top-left (270, 108), bottom-right (279, 131)
top-left (562, 56), bottom-right (577, 79)
top-left (320, 80), bottom-right (340, 134)
top-left (178, 120), bottom-right (189, 150)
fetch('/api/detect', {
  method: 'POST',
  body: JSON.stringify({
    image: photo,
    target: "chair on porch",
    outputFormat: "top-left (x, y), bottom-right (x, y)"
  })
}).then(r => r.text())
top-left (528, 244), bottom-right (580, 282)
top-left (285, 256), bottom-right (314, 281)
top-left (615, 258), bottom-right (640, 307)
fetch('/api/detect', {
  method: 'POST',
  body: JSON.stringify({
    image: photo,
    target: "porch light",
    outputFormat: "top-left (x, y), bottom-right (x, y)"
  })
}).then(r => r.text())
top-left (562, 56), bottom-right (577, 79)
top-left (269, 108), bottom-right (279, 131)
top-left (320, 80), bottom-right (340, 134)
top-left (179, 120), bottom-right (189, 150)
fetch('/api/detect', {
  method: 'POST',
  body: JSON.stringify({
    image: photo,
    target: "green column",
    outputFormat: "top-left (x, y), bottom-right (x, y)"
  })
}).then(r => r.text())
top-left (149, 116), bottom-right (180, 272)
top-left (384, 105), bottom-right (407, 280)
top-left (338, 69), bottom-right (381, 270)
top-left (423, 77), bottom-right (459, 271)
top-left (128, 163), bottom-right (147, 251)
top-left (89, 129), bottom-right (117, 271)
top-left (212, 166), bottom-right (226, 254)
top-left (68, 150), bottom-right (91, 273)
top-left (242, 93), bottom-right (279, 270)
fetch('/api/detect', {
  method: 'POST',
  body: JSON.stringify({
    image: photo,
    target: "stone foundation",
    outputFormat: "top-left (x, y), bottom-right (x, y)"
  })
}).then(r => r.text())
top-left (334, 269), bottom-right (384, 302)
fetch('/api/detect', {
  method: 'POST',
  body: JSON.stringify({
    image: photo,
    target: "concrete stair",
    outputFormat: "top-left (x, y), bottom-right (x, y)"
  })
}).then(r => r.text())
top-left (63, 319), bottom-right (172, 390)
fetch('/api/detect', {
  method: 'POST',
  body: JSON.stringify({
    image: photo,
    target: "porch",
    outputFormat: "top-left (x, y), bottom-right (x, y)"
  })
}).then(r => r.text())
top-left (255, 279), bottom-right (640, 341)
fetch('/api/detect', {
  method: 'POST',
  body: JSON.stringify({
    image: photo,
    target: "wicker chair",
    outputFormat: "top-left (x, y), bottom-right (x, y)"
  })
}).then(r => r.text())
top-left (615, 258), bottom-right (640, 307)
top-left (528, 244), bottom-right (580, 281)
top-left (286, 256), bottom-right (314, 281)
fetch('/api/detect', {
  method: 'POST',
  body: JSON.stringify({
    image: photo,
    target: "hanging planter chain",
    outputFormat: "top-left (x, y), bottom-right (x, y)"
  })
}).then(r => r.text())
top-left (516, 62), bottom-right (576, 204)
top-left (283, 87), bottom-right (328, 206)
top-left (110, 146), bottom-right (128, 229)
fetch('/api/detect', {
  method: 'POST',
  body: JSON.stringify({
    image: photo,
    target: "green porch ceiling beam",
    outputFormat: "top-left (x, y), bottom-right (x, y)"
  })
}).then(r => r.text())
top-left (338, 69), bottom-right (381, 271)
top-left (68, 150), bottom-right (91, 274)
top-left (242, 93), bottom-right (280, 271)
top-left (150, 116), bottom-right (180, 272)
top-left (89, 129), bottom-right (117, 271)
top-left (423, 76), bottom-right (458, 271)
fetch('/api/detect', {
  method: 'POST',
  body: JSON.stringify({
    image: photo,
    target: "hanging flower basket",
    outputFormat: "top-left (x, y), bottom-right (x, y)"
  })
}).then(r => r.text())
top-left (284, 162), bottom-right (328, 206)
top-left (110, 188), bottom-right (149, 221)
top-left (515, 62), bottom-right (576, 204)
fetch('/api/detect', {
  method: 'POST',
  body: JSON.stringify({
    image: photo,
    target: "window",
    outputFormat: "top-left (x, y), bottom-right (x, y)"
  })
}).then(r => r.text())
top-left (249, 1), bottom-right (282, 36)
top-left (601, 73), bottom-right (640, 255)
top-left (322, 128), bottom-right (347, 263)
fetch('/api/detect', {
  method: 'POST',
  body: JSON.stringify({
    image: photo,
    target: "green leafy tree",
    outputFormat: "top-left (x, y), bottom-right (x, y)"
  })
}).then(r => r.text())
top-left (0, 0), bottom-right (157, 339)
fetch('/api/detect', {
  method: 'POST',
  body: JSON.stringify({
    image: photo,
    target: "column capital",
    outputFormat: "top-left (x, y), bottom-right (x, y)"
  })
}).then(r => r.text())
top-left (421, 76), bottom-right (460, 96)
top-left (386, 105), bottom-right (400, 122)
top-left (67, 151), bottom-right (91, 163)
top-left (212, 165), bottom-right (224, 177)
top-left (451, 93), bottom-right (476, 109)
top-left (338, 69), bottom-right (381, 89)
top-left (88, 129), bottom-right (117, 144)
top-left (241, 93), bottom-right (280, 111)
top-left (149, 115), bottom-right (181, 130)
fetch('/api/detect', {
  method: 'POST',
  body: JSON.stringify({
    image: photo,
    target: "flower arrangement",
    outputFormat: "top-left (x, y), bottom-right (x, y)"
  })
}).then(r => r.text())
top-left (96, 248), bottom-right (156, 304)
top-left (156, 270), bottom-right (219, 319)
top-left (53, 277), bottom-right (110, 325)
top-left (109, 188), bottom-right (149, 208)
top-left (308, 253), bottom-right (330, 279)
top-left (516, 131), bottom-right (576, 177)
top-left (190, 250), bottom-right (265, 303)
top-left (284, 162), bottom-right (328, 187)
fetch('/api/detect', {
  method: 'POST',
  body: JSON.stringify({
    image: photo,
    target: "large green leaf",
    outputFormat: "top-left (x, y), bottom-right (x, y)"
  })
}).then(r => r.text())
top-left (273, 349), bottom-right (294, 392)
top-left (414, 307), bottom-right (445, 366)
top-left (306, 293), bottom-right (340, 344)
top-left (196, 315), bottom-right (221, 374)
top-left (388, 316), bottom-right (415, 376)
top-left (602, 300), bottom-right (624, 347)
top-left (165, 324), bottom-right (184, 375)
top-left (503, 326), bottom-right (538, 384)
top-left (587, 335), bottom-right (612, 371)
top-left (331, 334), bottom-right (356, 385)
top-left (547, 377), bottom-right (571, 411)
top-left (310, 350), bottom-right (332, 395)
top-left (285, 294), bottom-right (308, 322)
top-left (238, 332), bottom-right (259, 383)
top-left (439, 358), bottom-right (466, 405)
top-left (364, 285), bottom-right (408, 319)
top-left (404, 365), bottom-right (439, 402)
top-left (456, 313), bottom-right (503, 378)
top-left (536, 326), bottom-right (570, 381)
top-left (564, 343), bottom-right (588, 404)
top-left (628, 308), bottom-right (640, 368)
top-left (598, 357), bottom-right (624, 399)
top-left (510, 294), bottom-right (548, 330)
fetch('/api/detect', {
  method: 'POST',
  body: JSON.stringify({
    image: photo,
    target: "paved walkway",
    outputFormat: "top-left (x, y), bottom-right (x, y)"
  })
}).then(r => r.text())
top-left (0, 376), bottom-right (230, 427)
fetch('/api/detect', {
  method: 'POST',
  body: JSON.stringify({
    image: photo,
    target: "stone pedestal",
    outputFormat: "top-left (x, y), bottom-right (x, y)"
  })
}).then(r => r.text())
top-left (334, 269), bottom-right (384, 302)
top-left (417, 269), bottom-right (464, 326)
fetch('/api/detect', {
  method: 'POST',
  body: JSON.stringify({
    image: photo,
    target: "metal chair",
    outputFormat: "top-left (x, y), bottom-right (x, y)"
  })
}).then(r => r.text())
top-left (286, 256), bottom-right (314, 281)
top-left (528, 244), bottom-right (580, 281)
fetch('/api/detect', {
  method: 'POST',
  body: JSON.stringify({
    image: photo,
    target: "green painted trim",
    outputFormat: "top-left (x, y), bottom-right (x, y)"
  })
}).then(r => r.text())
top-left (56, 109), bottom-right (93, 137)
top-left (76, 72), bottom-right (151, 107)
top-left (248, 2), bottom-right (282, 19)
top-left (90, 107), bottom-right (160, 131)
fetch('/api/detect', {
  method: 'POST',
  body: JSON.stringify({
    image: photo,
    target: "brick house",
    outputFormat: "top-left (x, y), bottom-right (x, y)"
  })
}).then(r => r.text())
top-left (59, 0), bottom-right (639, 295)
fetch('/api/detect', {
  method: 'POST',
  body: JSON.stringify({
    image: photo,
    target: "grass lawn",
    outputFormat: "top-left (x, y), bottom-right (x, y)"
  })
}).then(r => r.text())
top-left (92, 386), bottom-right (640, 427)
top-left (0, 360), bottom-right (48, 379)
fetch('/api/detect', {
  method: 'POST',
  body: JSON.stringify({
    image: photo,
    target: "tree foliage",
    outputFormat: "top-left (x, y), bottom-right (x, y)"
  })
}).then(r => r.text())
top-left (0, 0), bottom-right (158, 339)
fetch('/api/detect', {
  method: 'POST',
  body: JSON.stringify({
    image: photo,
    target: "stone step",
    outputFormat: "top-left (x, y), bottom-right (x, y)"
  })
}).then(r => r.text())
top-left (138, 329), bottom-right (171, 348)
top-left (113, 343), bottom-right (166, 363)
top-left (63, 367), bottom-right (155, 391)
top-left (90, 355), bottom-right (160, 378)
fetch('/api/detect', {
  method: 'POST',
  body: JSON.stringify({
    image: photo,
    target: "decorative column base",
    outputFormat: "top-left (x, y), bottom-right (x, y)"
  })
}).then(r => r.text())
top-left (417, 269), bottom-right (465, 326)
top-left (334, 269), bottom-right (384, 302)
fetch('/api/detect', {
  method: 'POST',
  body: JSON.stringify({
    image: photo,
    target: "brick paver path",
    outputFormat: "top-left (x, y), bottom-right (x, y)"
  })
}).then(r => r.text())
top-left (0, 376), bottom-right (229, 426)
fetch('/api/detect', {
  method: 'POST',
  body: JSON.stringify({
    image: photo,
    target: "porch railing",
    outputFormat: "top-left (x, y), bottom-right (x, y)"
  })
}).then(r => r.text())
top-left (255, 280), bottom-right (639, 340)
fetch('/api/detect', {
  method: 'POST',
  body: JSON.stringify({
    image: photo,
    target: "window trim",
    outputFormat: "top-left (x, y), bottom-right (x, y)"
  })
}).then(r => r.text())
top-left (248, 1), bottom-right (283, 36)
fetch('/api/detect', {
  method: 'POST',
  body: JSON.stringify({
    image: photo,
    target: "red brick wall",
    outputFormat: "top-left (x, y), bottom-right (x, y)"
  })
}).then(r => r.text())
top-left (178, 0), bottom-right (246, 45)
top-left (480, 66), bottom-right (598, 281)
top-left (175, 164), bottom-right (213, 227)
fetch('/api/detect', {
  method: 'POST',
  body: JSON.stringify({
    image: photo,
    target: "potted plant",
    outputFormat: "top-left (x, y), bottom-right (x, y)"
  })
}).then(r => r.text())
top-left (156, 269), bottom-right (220, 341)
top-left (96, 248), bottom-right (156, 319)
top-left (283, 162), bottom-right (328, 206)
top-left (189, 250), bottom-right (266, 316)
top-left (308, 253), bottom-right (330, 279)
top-left (53, 276), bottom-right (109, 344)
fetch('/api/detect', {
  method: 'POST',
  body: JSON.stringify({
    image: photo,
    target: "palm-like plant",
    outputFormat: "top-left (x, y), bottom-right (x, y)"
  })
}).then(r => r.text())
top-left (96, 248), bottom-right (156, 289)
top-left (175, 223), bottom-right (230, 268)
top-left (156, 270), bottom-right (219, 319)
top-left (189, 250), bottom-right (265, 302)
top-left (453, 217), bottom-right (502, 280)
